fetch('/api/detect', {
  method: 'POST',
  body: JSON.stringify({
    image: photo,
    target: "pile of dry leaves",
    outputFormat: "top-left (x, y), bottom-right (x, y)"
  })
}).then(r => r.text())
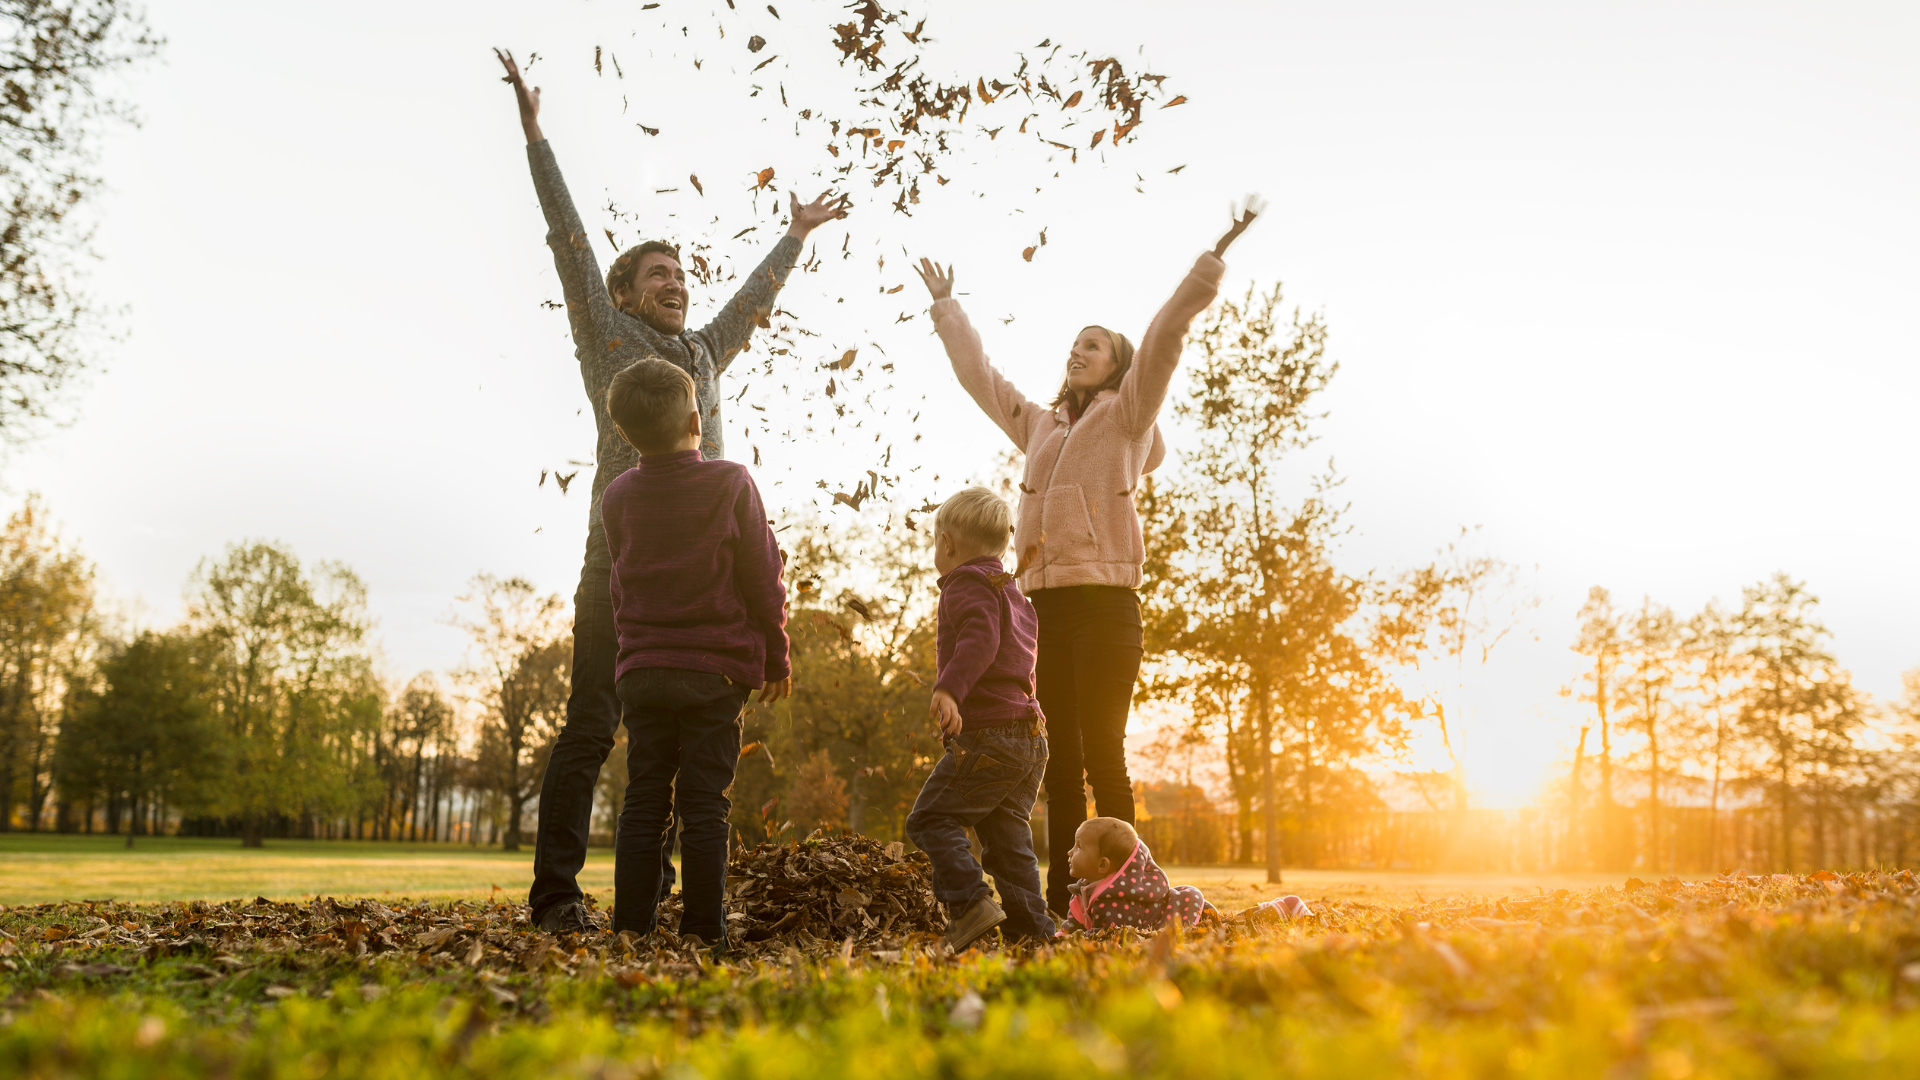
top-left (657, 834), bottom-right (948, 946)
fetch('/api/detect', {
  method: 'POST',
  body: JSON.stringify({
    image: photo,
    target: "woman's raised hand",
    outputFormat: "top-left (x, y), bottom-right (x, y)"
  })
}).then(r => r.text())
top-left (914, 257), bottom-right (955, 301)
top-left (1212, 194), bottom-right (1267, 258)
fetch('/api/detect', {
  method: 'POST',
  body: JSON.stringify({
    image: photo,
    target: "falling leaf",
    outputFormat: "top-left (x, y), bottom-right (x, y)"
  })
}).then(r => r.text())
top-left (1022, 246), bottom-right (1036, 261)
top-left (756, 167), bottom-right (776, 188)
top-left (637, 123), bottom-right (660, 136)
top-left (739, 741), bottom-right (763, 758)
top-left (690, 174), bottom-right (705, 195)
top-left (753, 54), bottom-right (779, 72)
top-left (846, 597), bottom-right (872, 620)
top-left (830, 349), bottom-right (857, 370)
top-left (1063, 90), bottom-right (1083, 109)
top-left (1161, 94), bottom-right (1188, 108)
top-left (1167, 164), bottom-right (1187, 174)
top-left (748, 34), bottom-right (767, 52)
top-left (555, 471), bottom-right (578, 495)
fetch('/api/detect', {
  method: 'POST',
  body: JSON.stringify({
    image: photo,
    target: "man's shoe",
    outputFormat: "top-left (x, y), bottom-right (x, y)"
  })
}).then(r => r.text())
top-left (537, 901), bottom-right (593, 934)
top-left (943, 897), bottom-right (1007, 953)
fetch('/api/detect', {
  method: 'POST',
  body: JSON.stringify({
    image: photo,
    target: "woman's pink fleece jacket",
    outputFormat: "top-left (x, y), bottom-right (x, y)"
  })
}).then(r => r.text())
top-left (929, 252), bottom-right (1226, 594)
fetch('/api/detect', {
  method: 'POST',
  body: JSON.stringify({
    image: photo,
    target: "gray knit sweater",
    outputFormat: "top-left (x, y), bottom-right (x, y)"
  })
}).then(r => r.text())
top-left (527, 140), bottom-right (802, 530)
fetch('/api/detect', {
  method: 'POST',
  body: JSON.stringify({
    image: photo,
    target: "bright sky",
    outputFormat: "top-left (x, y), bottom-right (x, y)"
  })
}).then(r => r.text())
top-left (7, 0), bottom-right (1916, 808)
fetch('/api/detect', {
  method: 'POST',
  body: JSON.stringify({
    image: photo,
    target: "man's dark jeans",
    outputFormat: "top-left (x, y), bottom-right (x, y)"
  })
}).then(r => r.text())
top-left (613, 666), bottom-right (747, 941)
top-left (528, 532), bottom-right (675, 923)
top-left (1030, 585), bottom-right (1143, 915)
top-left (905, 722), bottom-right (1056, 942)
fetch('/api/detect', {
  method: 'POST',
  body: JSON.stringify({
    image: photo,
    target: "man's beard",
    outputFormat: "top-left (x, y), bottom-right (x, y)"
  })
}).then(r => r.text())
top-left (633, 291), bottom-right (683, 334)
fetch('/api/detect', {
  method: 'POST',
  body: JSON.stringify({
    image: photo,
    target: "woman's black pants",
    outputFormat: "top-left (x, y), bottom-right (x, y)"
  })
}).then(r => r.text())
top-left (1029, 585), bottom-right (1143, 913)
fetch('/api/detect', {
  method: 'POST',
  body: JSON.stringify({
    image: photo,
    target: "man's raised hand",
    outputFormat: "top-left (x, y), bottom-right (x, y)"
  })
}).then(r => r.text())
top-left (757, 676), bottom-right (792, 705)
top-left (787, 190), bottom-right (851, 239)
top-left (1213, 193), bottom-right (1267, 258)
top-left (914, 258), bottom-right (954, 301)
top-left (494, 48), bottom-right (544, 145)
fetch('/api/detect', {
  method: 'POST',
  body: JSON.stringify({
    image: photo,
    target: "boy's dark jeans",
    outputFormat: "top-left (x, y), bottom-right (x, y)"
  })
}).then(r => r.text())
top-left (905, 723), bottom-right (1056, 941)
top-left (528, 533), bottom-right (676, 923)
top-left (1030, 585), bottom-right (1143, 914)
top-left (614, 666), bottom-right (748, 942)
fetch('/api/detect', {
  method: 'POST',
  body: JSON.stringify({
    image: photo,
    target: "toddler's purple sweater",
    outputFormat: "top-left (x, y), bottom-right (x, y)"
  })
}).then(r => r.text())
top-left (935, 556), bottom-right (1043, 730)
top-left (602, 450), bottom-right (789, 687)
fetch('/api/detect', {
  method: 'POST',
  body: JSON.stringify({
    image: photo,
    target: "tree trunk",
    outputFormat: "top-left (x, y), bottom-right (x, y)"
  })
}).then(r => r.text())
top-left (1567, 726), bottom-right (1587, 871)
top-left (1260, 700), bottom-right (1281, 885)
top-left (1646, 707), bottom-right (1660, 874)
top-left (242, 815), bottom-right (266, 848)
top-left (848, 756), bottom-right (867, 836)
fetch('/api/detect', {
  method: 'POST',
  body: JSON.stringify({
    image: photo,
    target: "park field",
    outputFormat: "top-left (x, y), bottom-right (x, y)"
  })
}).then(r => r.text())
top-left (0, 833), bottom-right (1625, 907)
top-left (3, 836), bottom-right (1917, 1078)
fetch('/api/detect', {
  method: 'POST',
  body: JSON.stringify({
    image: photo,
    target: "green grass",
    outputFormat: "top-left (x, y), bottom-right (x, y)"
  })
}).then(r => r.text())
top-left (0, 833), bottom-right (1624, 908)
top-left (0, 834), bottom-right (613, 905)
top-left (2, 867), bottom-right (1916, 1078)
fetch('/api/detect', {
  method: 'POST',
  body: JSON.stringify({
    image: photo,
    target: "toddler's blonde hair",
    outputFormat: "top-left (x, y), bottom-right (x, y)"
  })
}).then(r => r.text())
top-left (933, 486), bottom-right (1013, 558)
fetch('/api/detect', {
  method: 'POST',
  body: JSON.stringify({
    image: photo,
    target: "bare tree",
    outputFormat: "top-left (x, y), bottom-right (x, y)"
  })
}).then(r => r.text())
top-left (453, 574), bottom-right (568, 851)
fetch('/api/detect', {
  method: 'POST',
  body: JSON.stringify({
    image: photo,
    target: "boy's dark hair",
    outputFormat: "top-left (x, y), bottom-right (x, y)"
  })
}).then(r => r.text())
top-left (607, 357), bottom-right (697, 454)
top-left (1048, 325), bottom-right (1136, 411)
top-left (606, 240), bottom-right (681, 299)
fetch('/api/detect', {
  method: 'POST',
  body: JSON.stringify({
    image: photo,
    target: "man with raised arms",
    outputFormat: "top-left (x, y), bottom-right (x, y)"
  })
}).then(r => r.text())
top-left (495, 49), bottom-right (847, 933)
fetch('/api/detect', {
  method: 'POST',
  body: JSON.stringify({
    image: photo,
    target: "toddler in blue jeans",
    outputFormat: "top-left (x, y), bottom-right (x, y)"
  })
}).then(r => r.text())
top-left (905, 487), bottom-right (1057, 950)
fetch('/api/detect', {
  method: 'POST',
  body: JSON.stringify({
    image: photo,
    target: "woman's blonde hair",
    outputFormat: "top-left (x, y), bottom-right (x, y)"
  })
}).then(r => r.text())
top-left (933, 487), bottom-right (1013, 558)
top-left (1049, 325), bottom-right (1136, 411)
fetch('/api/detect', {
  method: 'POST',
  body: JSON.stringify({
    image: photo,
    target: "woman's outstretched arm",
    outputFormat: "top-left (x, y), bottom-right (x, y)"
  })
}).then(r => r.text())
top-left (918, 258), bottom-right (1043, 452)
top-left (1114, 197), bottom-right (1266, 439)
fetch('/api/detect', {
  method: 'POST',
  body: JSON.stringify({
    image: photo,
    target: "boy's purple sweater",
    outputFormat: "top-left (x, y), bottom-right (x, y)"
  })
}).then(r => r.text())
top-left (601, 450), bottom-right (790, 687)
top-left (934, 556), bottom-right (1043, 730)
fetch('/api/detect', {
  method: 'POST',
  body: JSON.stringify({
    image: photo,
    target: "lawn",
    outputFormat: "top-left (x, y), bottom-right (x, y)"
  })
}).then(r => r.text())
top-left (0, 833), bottom-right (1622, 907)
top-left (3, 836), bottom-right (1914, 1078)
top-left (0, 834), bottom-right (612, 906)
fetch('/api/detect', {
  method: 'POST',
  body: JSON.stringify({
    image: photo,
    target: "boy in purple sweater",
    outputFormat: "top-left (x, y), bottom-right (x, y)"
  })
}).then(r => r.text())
top-left (905, 487), bottom-right (1056, 951)
top-left (599, 358), bottom-right (792, 948)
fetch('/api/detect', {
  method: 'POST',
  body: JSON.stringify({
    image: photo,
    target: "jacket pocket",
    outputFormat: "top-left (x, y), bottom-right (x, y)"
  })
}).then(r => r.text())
top-left (1039, 483), bottom-right (1098, 569)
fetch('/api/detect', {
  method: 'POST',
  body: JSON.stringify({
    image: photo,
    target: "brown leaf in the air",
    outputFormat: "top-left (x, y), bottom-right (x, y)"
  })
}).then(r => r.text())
top-left (740, 741), bottom-right (763, 758)
top-left (830, 349), bottom-right (857, 370)
top-left (1161, 95), bottom-right (1188, 108)
top-left (846, 597), bottom-right (872, 620)
top-left (1022, 246), bottom-right (1037, 261)
top-left (690, 173), bottom-right (705, 195)
top-left (1063, 90), bottom-right (1083, 109)
top-left (555, 471), bottom-right (578, 495)
top-left (748, 35), bottom-right (767, 52)
top-left (756, 167), bottom-right (776, 189)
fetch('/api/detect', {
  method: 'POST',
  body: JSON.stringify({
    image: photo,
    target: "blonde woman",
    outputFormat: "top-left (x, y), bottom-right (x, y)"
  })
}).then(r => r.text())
top-left (915, 199), bottom-right (1261, 912)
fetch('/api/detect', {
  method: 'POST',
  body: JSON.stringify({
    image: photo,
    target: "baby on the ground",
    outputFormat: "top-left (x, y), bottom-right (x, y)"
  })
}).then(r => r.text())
top-left (1058, 817), bottom-right (1311, 933)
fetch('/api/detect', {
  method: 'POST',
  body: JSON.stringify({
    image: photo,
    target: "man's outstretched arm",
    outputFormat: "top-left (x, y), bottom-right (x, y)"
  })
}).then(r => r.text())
top-left (697, 191), bottom-right (850, 373)
top-left (496, 48), bottom-right (611, 332)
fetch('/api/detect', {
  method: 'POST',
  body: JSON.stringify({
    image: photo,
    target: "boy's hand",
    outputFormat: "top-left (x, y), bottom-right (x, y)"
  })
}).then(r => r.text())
top-left (929, 689), bottom-right (963, 737)
top-left (1212, 194), bottom-right (1266, 258)
top-left (758, 676), bottom-right (792, 704)
top-left (494, 48), bottom-right (544, 144)
top-left (914, 258), bottom-right (954, 301)
top-left (787, 190), bottom-right (851, 238)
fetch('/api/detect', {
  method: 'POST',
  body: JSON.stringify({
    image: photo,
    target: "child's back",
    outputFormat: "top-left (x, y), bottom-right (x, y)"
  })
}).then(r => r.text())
top-left (597, 358), bottom-right (791, 952)
top-left (603, 450), bottom-right (787, 685)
